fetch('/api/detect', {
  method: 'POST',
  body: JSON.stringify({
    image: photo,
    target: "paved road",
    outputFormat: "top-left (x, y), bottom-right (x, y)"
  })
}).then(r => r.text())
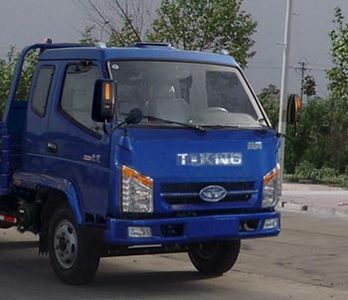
top-left (0, 211), bottom-right (347, 300)
top-left (281, 183), bottom-right (348, 217)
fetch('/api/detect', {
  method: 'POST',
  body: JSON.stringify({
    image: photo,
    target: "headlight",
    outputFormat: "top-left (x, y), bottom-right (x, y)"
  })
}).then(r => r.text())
top-left (262, 164), bottom-right (280, 208)
top-left (122, 166), bottom-right (153, 213)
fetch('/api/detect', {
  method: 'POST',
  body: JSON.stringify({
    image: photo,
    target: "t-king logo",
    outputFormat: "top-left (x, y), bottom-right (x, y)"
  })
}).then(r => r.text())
top-left (177, 152), bottom-right (242, 166)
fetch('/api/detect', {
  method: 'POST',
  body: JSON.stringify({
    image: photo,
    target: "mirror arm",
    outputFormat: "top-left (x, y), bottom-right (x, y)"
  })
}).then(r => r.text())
top-left (103, 120), bottom-right (113, 135)
top-left (113, 122), bottom-right (124, 131)
top-left (103, 108), bottom-right (143, 134)
top-left (102, 119), bottom-right (126, 133)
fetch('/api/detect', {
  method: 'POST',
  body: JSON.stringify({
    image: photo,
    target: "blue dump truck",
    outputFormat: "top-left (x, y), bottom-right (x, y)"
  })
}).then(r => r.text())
top-left (0, 42), bottom-right (298, 285)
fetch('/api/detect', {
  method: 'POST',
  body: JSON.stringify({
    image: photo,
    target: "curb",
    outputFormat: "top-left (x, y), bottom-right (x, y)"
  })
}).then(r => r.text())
top-left (279, 201), bottom-right (348, 219)
top-left (280, 201), bottom-right (308, 211)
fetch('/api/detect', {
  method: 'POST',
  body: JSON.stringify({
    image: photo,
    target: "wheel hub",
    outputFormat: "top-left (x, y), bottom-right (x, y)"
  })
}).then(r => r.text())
top-left (196, 242), bottom-right (219, 259)
top-left (54, 219), bottom-right (78, 269)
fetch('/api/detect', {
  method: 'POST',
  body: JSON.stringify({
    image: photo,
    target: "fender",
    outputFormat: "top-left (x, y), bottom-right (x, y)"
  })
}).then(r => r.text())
top-left (12, 172), bottom-right (84, 224)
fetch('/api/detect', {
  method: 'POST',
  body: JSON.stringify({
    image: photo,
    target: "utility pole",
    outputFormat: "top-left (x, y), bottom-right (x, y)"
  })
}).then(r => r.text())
top-left (293, 59), bottom-right (310, 101)
top-left (296, 60), bottom-right (309, 101)
top-left (278, 0), bottom-right (293, 193)
top-left (300, 61), bottom-right (306, 100)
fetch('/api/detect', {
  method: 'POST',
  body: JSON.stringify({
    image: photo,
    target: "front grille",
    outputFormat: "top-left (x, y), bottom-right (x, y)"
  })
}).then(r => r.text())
top-left (161, 182), bottom-right (256, 205)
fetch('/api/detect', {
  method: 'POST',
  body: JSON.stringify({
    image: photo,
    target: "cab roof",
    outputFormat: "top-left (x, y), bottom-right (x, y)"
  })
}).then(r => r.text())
top-left (39, 43), bottom-right (239, 67)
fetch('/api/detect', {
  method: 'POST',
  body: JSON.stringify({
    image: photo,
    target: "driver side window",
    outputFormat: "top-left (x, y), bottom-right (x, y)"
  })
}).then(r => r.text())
top-left (60, 64), bottom-right (103, 134)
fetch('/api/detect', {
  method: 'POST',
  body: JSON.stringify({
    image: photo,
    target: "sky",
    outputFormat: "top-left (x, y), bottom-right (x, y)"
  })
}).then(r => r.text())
top-left (243, 0), bottom-right (348, 97)
top-left (1, 0), bottom-right (348, 97)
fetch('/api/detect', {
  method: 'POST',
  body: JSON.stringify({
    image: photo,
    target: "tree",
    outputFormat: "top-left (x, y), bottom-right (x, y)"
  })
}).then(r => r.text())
top-left (76, 0), bottom-right (155, 46)
top-left (0, 47), bottom-right (38, 118)
top-left (285, 98), bottom-right (331, 173)
top-left (107, 17), bottom-right (142, 46)
top-left (257, 84), bottom-right (331, 173)
top-left (77, 0), bottom-right (257, 67)
top-left (0, 48), bottom-right (18, 116)
top-left (284, 7), bottom-right (348, 176)
top-left (148, 0), bottom-right (257, 68)
top-left (326, 7), bottom-right (348, 171)
top-left (257, 84), bottom-right (280, 128)
top-left (303, 75), bottom-right (316, 98)
top-left (80, 26), bottom-right (99, 44)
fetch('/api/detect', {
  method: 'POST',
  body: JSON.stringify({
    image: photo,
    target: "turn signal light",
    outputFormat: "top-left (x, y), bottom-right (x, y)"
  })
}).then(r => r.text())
top-left (104, 82), bottom-right (112, 102)
top-left (263, 164), bottom-right (280, 185)
top-left (122, 166), bottom-right (153, 188)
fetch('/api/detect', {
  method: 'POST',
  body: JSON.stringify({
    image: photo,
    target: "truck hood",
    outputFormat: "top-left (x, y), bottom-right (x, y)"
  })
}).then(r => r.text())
top-left (114, 128), bottom-right (280, 182)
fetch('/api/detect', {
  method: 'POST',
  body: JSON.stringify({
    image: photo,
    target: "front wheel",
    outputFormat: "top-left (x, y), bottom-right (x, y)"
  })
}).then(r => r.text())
top-left (188, 240), bottom-right (241, 276)
top-left (48, 205), bottom-right (100, 285)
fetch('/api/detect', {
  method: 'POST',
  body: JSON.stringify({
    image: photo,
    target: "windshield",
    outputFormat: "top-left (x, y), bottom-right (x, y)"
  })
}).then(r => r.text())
top-left (109, 61), bottom-right (265, 128)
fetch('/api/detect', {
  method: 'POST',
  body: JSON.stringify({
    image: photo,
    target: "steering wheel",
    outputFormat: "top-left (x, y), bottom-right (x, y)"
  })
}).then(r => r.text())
top-left (205, 107), bottom-right (229, 113)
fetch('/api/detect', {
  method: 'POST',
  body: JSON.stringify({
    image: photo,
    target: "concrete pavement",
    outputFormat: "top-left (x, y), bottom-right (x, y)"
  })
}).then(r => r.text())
top-left (1, 211), bottom-right (348, 299)
top-left (280, 183), bottom-right (348, 217)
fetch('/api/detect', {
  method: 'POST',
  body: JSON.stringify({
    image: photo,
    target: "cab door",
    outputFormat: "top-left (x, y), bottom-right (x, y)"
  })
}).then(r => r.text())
top-left (45, 61), bottom-right (111, 217)
top-left (24, 63), bottom-right (56, 173)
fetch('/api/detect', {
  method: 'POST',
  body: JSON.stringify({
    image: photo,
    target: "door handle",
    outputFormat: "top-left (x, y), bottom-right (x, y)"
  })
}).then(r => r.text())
top-left (47, 142), bottom-right (58, 154)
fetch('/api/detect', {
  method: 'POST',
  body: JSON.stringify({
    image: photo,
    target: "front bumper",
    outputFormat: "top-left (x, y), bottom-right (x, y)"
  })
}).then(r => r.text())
top-left (105, 211), bottom-right (280, 246)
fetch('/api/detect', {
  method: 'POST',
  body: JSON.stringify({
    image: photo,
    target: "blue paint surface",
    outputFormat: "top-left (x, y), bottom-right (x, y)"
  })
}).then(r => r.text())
top-left (106, 211), bottom-right (281, 245)
top-left (1, 43), bottom-right (281, 246)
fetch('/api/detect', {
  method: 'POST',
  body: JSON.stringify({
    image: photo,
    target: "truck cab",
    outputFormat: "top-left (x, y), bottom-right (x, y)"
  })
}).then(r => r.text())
top-left (0, 42), bottom-right (282, 285)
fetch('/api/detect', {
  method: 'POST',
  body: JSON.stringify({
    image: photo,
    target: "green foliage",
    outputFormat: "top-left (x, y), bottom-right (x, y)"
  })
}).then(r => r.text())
top-left (282, 7), bottom-right (348, 186)
top-left (285, 98), bottom-right (331, 173)
top-left (287, 161), bottom-right (347, 186)
top-left (0, 60), bottom-right (12, 114)
top-left (16, 51), bottom-right (38, 100)
top-left (148, 0), bottom-right (257, 68)
top-left (294, 160), bottom-right (318, 180)
top-left (107, 18), bottom-right (141, 47)
top-left (326, 7), bottom-right (348, 171)
top-left (0, 49), bottom-right (38, 118)
top-left (79, 21), bottom-right (141, 47)
top-left (328, 7), bottom-right (348, 103)
top-left (257, 84), bottom-right (279, 128)
top-left (257, 85), bottom-right (332, 174)
top-left (0, 54), bottom-right (17, 116)
top-left (303, 75), bottom-right (316, 97)
top-left (80, 26), bottom-right (98, 44)
top-left (76, 0), bottom-right (150, 47)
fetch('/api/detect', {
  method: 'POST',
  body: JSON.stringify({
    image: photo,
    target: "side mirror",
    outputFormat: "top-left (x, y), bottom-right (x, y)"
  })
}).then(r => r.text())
top-left (125, 108), bottom-right (143, 125)
top-left (92, 79), bottom-right (117, 122)
top-left (287, 94), bottom-right (302, 125)
top-left (113, 108), bottom-right (143, 131)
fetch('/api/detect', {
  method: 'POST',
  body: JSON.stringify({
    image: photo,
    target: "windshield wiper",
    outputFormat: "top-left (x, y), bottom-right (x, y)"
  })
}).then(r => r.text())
top-left (257, 118), bottom-right (269, 127)
top-left (201, 124), bottom-right (268, 131)
top-left (201, 124), bottom-right (239, 129)
top-left (143, 115), bottom-right (206, 132)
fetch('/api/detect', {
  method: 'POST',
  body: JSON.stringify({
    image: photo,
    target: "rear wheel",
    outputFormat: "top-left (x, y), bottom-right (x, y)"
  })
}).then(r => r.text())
top-left (48, 205), bottom-right (100, 285)
top-left (188, 240), bottom-right (241, 276)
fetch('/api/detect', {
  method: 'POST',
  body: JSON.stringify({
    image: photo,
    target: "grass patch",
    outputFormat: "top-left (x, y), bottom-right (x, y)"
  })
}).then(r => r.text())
top-left (284, 161), bottom-right (348, 187)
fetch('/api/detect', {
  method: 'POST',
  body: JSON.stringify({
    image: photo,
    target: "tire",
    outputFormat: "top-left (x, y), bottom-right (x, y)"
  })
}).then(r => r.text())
top-left (188, 240), bottom-right (241, 276)
top-left (48, 204), bottom-right (100, 285)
